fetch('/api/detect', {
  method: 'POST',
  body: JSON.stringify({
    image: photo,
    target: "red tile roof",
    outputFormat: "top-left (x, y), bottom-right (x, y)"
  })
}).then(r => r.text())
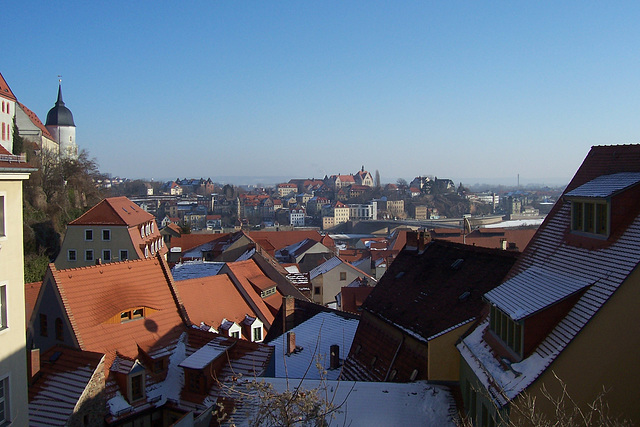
top-left (25, 281), bottom-right (43, 326)
top-left (0, 72), bottom-right (17, 101)
top-left (170, 232), bottom-right (230, 253)
top-left (69, 196), bottom-right (154, 226)
top-left (224, 259), bottom-right (283, 328)
top-left (45, 255), bottom-right (186, 367)
top-left (248, 230), bottom-right (333, 252)
top-left (177, 274), bottom-right (259, 331)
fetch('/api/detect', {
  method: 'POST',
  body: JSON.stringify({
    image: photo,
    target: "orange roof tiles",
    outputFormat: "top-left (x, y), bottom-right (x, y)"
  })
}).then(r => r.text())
top-left (69, 196), bottom-right (154, 226)
top-left (224, 259), bottom-right (283, 328)
top-left (0, 72), bottom-right (17, 101)
top-left (46, 255), bottom-right (186, 366)
top-left (247, 230), bottom-right (332, 252)
top-left (170, 232), bottom-right (230, 253)
top-left (177, 274), bottom-right (258, 329)
top-left (25, 281), bottom-right (43, 326)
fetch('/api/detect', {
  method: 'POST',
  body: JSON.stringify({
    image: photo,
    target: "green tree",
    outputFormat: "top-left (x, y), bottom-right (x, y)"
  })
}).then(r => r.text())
top-left (12, 118), bottom-right (24, 155)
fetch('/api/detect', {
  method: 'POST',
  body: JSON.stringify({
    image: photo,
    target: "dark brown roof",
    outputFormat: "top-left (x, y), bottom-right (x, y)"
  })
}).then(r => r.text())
top-left (362, 240), bottom-right (519, 340)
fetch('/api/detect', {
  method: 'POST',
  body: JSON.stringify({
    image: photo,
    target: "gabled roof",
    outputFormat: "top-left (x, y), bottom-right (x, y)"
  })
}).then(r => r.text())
top-left (247, 230), bottom-right (332, 251)
top-left (29, 346), bottom-right (105, 426)
top-left (223, 259), bottom-right (283, 328)
top-left (176, 274), bottom-right (256, 330)
top-left (169, 232), bottom-right (230, 254)
top-left (362, 240), bottom-right (519, 341)
top-left (0, 72), bottom-right (17, 101)
top-left (309, 256), bottom-right (373, 281)
top-left (69, 196), bottom-right (154, 226)
top-left (267, 310), bottom-right (360, 380)
top-left (25, 281), bottom-right (43, 326)
top-left (459, 144), bottom-right (640, 405)
top-left (171, 260), bottom-right (226, 281)
top-left (43, 255), bottom-right (186, 366)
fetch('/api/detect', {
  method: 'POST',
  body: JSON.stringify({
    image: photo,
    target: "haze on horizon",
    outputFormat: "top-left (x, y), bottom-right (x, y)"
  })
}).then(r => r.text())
top-left (5, 2), bottom-right (640, 186)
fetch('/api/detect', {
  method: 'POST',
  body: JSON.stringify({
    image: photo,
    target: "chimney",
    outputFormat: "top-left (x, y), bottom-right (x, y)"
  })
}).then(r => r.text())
top-left (287, 332), bottom-right (296, 355)
top-left (29, 348), bottom-right (40, 384)
top-left (283, 295), bottom-right (295, 332)
top-left (330, 344), bottom-right (340, 369)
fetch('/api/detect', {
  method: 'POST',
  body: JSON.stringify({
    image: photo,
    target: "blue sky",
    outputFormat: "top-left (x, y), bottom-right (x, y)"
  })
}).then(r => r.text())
top-left (5, 1), bottom-right (640, 185)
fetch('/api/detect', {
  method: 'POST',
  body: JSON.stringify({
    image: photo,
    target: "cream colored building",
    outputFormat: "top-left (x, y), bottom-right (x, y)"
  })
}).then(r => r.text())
top-left (0, 147), bottom-right (36, 426)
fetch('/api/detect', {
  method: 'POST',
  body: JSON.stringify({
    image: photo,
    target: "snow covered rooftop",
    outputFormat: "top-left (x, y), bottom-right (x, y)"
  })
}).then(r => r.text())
top-left (229, 378), bottom-right (457, 426)
top-left (565, 172), bottom-right (640, 198)
top-left (267, 311), bottom-right (359, 380)
top-left (309, 256), bottom-right (343, 280)
top-left (171, 260), bottom-right (225, 281)
top-left (178, 339), bottom-right (233, 370)
top-left (485, 266), bottom-right (593, 320)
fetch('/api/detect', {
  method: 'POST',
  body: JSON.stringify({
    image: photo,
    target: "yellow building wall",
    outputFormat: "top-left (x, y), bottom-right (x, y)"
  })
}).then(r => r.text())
top-left (0, 175), bottom-right (30, 425)
top-left (513, 266), bottom-right (640, 424)
top-left (427, 321), bottom-right (473, 381)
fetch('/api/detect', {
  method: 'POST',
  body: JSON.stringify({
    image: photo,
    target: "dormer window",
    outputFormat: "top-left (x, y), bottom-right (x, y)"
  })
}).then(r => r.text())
top-left (489, 305), bottom-right (523, 358)
top-left (570, 199), bottom-right (609, 236)
top-left (128, 361), bottom-right (146, 402)
top-left (261, 286), bottom-right (276, 298)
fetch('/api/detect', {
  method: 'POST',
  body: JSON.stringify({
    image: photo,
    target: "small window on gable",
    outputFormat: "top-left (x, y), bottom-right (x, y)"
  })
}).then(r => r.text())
top-left (571, 199), bottom-right (609, 237)
top-left (40, 314), bottom-right (48, 337)
top-left (129, 372), bottom-right (145, 402)
top-left (120, 250), bottom-right (128, 261)
top-left (340, 272), bottom-right (347, 281)
top-left (489, 305), bottom-right (523, 358)
top-left (261, 286), bottom-right (276, 298)
top-left (102, 229), bottom-right (111, 241)
top-left (55, 318), bottom-right (63, 341)
top-left (231, 331), bottom-right (240, 339)
top-left (85, 229), bottom-right (93, 241)
top-left (140, 227), bottom-right (145, 239)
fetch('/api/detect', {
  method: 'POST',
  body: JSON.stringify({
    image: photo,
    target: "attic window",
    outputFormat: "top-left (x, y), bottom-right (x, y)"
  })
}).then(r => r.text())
top-left (570, 199), bottom-right (608, 237)
top-left (451, 259), bottom-right (464, 270)
top-left (489, 305), bottom-right (523, 357)
top-left (120, 307), bottom-right (145, 322)
top-left (261, 286), bottom-right (277, 298)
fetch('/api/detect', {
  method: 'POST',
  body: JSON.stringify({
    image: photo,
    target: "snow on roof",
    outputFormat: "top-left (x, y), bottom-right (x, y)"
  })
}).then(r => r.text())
top-left (267, 311), bottom-right (359, 380)
top-left (482, 218), bottom-right (545, 229)
top-left (309, 256), bottom-right (343, 280)
top-left (171, 260), bottom-right (225, 281)
top-left (230, 378), bottom-right (456, 426)
top-left (458, 320), bottom-right (553, 406)
top-left (565, 172), bottom-right (640, 198)
top-left (485, 266), bottom-right (593, 320)
top-left (235, 247), bottom-right (256, 261)
top-left (178, 339), bottom-right (233, 370)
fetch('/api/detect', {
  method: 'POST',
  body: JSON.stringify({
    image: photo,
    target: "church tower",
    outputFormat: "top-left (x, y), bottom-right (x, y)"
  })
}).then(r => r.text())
top-left (45, 83), bottom-right (77, 158)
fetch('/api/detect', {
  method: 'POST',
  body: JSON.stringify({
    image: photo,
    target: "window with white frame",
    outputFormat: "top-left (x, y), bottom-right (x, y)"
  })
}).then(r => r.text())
top-left (102, 229), bottom-right (111, 241)
top-left (102, 249), bottom-right (111, 262)
top-left (570, 199), bottom-right (609, 237)
top-left (68, 250), bottom-right (77, 261)
top-left (0, 375), bottom-right (10, 424)
top-left (0, 284), bottom-right (7, 331)
top-left (85, 229), bottom-right (93, 241)
top-left (85, 249), bottom-right (94, 262)
top-left (253, 326), bottom-right (262, 342)
top-left (120, 250), bottom-right (128, 261)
